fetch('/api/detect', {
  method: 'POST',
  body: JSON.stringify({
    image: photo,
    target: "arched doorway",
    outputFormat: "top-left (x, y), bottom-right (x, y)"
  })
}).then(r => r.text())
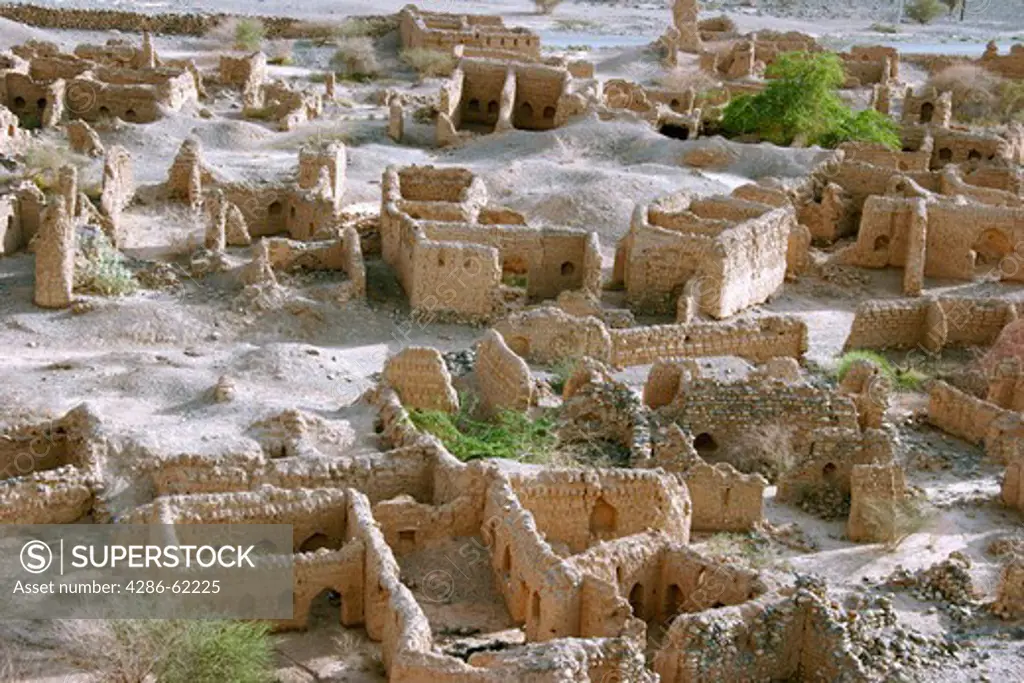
top-left (973, 228), bottom-right (1013, 274)
top-left (919, 102), bottom-right (934, 124)
top-left (628, 583), bottom-right (645, 620)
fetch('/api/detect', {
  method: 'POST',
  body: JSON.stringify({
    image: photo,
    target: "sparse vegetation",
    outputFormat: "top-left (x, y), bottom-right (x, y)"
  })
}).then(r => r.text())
top-left (869, 23), bottom-right (900, 34)
top-left (159, 621), bottom-right (274, 683)
top-left (657, 67), bottom-right (720, 93)
top-left (548, 357), bottom-right (580, 395)
top-left (409, 398), bottom-right (557, 463)
top-left (52, 619), bottom-right (274, 683)
top-left (266, 40), bottom-right (295, 66)
top-left (905, 0), bottom-right (946, 24)
top-left (331, 37), bottom-right (380, 80)
top-left (721, 51), bottom-right (900, 149)
top-left (21, 141), bottom-right (87, 192)
top-left (75, 230), bottom-right (138, 297)
top-left (534, 0), bottom-right (563, 15)
top-left (834, 350), bottom-right (928, 391)
top-left (927, 64), bottom-right (1024, 124)
top-left (233, 18), bottom-right (267, 51)
top-left (400, 48), bottom-right (457, 79)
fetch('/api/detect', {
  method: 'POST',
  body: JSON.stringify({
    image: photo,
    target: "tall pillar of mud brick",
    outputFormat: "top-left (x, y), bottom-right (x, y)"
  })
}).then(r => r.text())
top-left (673, 0), bottom-right (702, 53)
top-left (325, 72), bottom-right (336, 100)
top-left (136, 30), bottom-right (156, 69)
top-left (57, 164), bottom-right (77, 220)
top-left (205, 189), bottom-right (227, 252)
top-left (388, 94), bottom-right (404, 142)
top-left (34, 197), bottom-right (75, 309)
top-left (167, 138), bottom-right (204, 209)
top-left (848, 463), bottom-right (906, 543)
top-left (298, 142), bottom-right (346, 211)
top-left (902, 198), bottom-right (927, 296)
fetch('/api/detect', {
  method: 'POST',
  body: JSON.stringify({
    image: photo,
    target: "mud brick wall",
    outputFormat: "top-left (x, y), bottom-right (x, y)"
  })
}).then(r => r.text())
top-left (683, 462), bottom-right (766, 532)
top-left (383, 346), bottom-right (459, 413)
top-left (509, 469), bottom-right (691, 555)
top-left (347, 490), bottom-right (434, 673)
top-left (123, 487), bottom-right (350, 552)
top-left (483, 478), bottom-right (584, 640)
top-left (476, 329), bottom-right (533, 413)
top-left (654, 589), bottom-right (867, 683)
top-left (0, 4), bottom-right (377, 38)
top-left (928, 381), bottom-right (1024, 463)
top-left (663, 379), bottom-right (860, 457)
top-left (399, 5), bottom-right (540, 61)
top-left (420, 220), bottom-right (597, 300)
top-left (845, 297), bottom-right (1019, 351)
top-left (610, 316), bottom-right (808, 367)
top-left (777, 427), bottom-right (892, 501)
top-left (0, 469), bottom-right (94, 523)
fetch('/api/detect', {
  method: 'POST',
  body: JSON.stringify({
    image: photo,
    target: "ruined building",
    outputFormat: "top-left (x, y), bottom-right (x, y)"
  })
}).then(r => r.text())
top-left (380, 165), bottom-right (601, 322)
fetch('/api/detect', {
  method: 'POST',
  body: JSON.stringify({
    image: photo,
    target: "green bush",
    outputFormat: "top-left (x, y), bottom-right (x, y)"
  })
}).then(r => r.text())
top-left (159, 621), bottom-right (274, 683)
top-left (53, 619), bottom-right (274, 683)
top-left (331, 37), bottom-right (379, 80)
top-left (75, 230), bottom-right (137, 297)
top-left (834, 350), bottom-right (927, 391)
top-left (906, 0), bottom-right (946, 24)
top-left (409, 400), bottom-right (556, 463)
top-left (233, 18), bottom-right (266, 51)
top-left (721, 52), bottom-right (900, 149)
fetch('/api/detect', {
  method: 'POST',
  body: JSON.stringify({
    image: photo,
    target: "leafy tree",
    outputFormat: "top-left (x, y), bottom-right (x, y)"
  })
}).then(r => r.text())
top-left (721, 52), bottom-right (900, 149)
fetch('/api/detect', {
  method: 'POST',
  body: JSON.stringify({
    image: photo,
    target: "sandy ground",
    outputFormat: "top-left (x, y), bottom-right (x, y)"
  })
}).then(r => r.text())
top-left (0, 1), bottom-right (1023, 681)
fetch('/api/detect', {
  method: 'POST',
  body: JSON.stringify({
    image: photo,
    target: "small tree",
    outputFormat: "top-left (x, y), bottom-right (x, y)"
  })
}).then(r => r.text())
top-left (233, 18), bottom-right (267, 51)
top-left (906, 0), bottom-right (946, 24)
top-left (721, 52), bottom-right (900, 149)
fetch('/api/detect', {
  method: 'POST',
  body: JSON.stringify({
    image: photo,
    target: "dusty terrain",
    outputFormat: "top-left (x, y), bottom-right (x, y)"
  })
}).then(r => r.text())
top-left (0, 0), bottom-right (1023, 682)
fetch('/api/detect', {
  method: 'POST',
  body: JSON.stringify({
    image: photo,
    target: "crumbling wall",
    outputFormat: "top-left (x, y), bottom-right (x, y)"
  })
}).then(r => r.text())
top-left (844, 297), bottom-right (1019, 352)
top-left (476, 329), bottom-right (533, 413)
top-left (383, 347), bottom-right (459, 414)
top-left (509, 468), bottom-right (691, 555)
top-left (617, 197), bottom-right (792, 319)
top-left (847, 463), bottom-right (907, 543)
top-left (928, 380), bottom-right (1024, 464)
top-left (683, 462), bottom-right (765, 532)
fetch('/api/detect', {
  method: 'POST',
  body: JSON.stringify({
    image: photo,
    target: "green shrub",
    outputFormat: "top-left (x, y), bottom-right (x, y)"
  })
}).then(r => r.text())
top-left (159, 621), bottom-right (274, 683)
top-left (721, 52), bottom-right (899, 149)
top-left (409, 401), bottom-right (556, 463)
top-left (400, 48), bottom-right (456, 78)
top-left (53, 619), bottom-right (273, 683)
top-left (331, 37), bottom-right (379, 80)
top-left (233, 18), bottom-right (266, 51)
top-left (905, 0), bottom-right (946, 24)
top-left (834, 350), bottom-right (927, 391)
top-left (75, 230), bottom-right (137, 296)
top-left (548, 357), bottom-right (579, 395)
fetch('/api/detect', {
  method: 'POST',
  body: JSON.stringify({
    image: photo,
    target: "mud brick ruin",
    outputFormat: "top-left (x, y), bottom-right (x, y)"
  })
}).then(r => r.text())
top-left (380, 164), bottom-right (601, 322)
top-left (1, 0), bottom-right (1024, 680)
top-left (1, 35), bottom-right (197, 127)
top-left (614, 187), bottom-right (796, 318)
